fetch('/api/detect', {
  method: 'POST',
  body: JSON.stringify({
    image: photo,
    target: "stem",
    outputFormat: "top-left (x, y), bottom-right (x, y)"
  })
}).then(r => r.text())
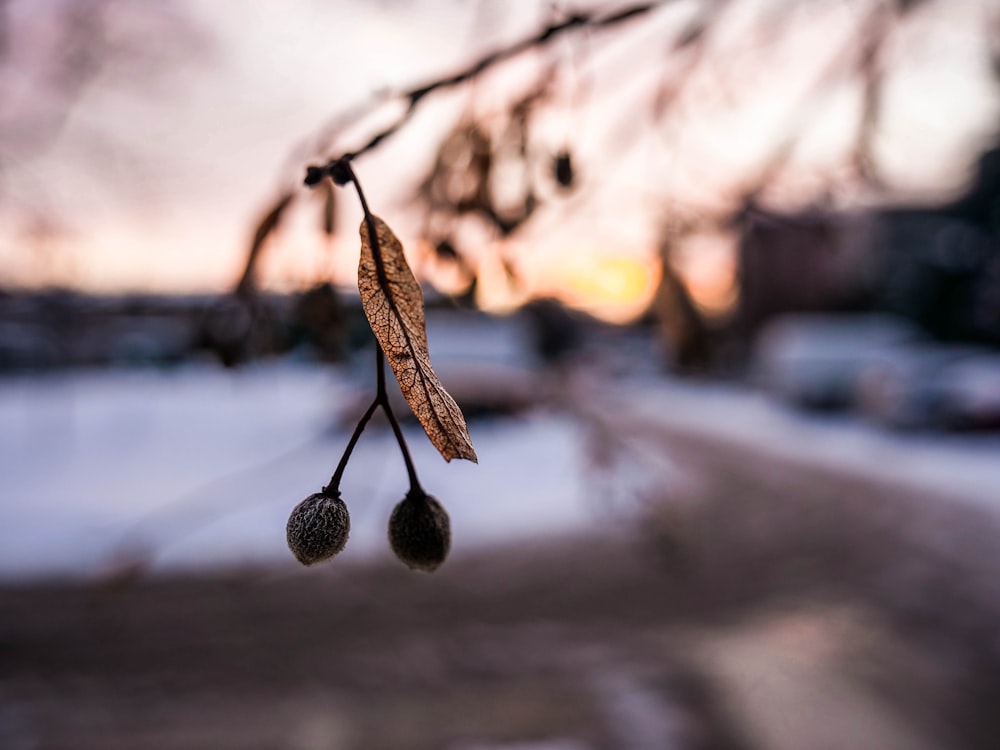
top-left (375, 346), bottom-right (424, 495)
top-left (325, 159), bottom-right (425, 496)
top-left (324, 397), bottom-right (379, 495)
top-left (347, 160), bottom-right (423, 493)
top-left (345, 163), bottom-right (372, 218)
top-left (297, 3), bottom-right (659, 166)
top-left (340, 160), bottom-right (385, 289)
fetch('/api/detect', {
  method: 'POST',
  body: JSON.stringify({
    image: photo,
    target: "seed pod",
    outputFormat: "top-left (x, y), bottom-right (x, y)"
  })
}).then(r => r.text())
top-left (286, 492), bottom-right (350, 565)
top-left (388, 491), bottom-right (450, 572)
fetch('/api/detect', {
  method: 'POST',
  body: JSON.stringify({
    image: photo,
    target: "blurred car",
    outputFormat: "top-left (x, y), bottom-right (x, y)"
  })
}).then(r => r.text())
top-left (0, 322), bottom-right (61, 371)
top-left (855, 343), bottom-right (985, 430)
top-left (937, 354), bottom-right (1000, 430)
top-left (751, 313), bottom-right (923, 410)
top-left (341, 309), bottom-right (543, 425)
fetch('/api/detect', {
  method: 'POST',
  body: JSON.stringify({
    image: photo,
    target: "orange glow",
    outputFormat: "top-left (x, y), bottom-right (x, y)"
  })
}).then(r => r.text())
top-left (420, 237), bottom-right (662, 324)
top-left (671, 233), bottom-right (739, 317)
top-left (565, 257), bottom-right (654, 317)
top-left (558, 255), bottom-right (659, 323)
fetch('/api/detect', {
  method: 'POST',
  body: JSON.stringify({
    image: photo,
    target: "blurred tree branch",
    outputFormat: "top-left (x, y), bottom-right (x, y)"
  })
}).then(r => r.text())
top-left (0, 0), bottom-right (204, 244)
top-left (321, 2), bottom-right (660, 166)
top-left (238, 1), bottom-right (666, 296)
top-left (246, 0), bottom-right (954, 292)
top-left (231, 0), bottom-right (1000, 368)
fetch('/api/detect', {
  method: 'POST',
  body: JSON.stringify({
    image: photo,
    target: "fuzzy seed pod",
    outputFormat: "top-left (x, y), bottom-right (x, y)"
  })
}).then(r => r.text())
top-left (286, 492), bottom-right (350, 566)
top-left (388, 492), bottom-right (450, 572)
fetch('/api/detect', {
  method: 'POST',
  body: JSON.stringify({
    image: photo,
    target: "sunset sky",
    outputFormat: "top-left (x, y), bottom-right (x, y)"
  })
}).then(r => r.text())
top-left (1, 0), bottom-right (997, 321)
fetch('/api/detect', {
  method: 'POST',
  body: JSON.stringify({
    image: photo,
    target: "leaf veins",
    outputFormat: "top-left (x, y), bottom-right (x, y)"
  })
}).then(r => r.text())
top-left (358, 215), bottom-right (478, 463)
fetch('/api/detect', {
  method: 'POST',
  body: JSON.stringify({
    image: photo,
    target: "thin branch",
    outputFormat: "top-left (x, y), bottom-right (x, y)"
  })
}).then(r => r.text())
top-left (327, 161), bottom-right (426, 494)
top-left (325, 397), bottom-right (379, 494)
top-left (377, 347), bottom-right (424, 495)
top-left (308, 1), bottom-right (668, 172)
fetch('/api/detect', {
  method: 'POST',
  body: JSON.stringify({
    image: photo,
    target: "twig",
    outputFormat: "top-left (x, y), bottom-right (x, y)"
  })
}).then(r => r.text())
top-left (320, 160), bottom-right (425, 496)
top-left (307, 2), bottom-right (666, 171)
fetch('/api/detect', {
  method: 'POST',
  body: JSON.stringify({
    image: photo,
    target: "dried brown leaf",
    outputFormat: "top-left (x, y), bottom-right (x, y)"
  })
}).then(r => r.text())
top-left (358, 215), bottom-right (477, 463)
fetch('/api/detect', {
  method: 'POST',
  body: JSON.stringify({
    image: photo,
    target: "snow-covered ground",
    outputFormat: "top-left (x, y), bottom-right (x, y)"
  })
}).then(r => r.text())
top-left (610, 375), bottom-right (1000, 511)
top-left (2, 362), bottom-right (997, 581)
top-left (0, 363), bottom-right (599, 580)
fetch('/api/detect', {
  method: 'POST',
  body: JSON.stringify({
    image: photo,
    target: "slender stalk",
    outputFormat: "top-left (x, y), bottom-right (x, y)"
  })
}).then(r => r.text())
top-left (375, 346), bottom-right (424, 495)
top-left (324, 397), bottom-right (379, 495)
top-left (337, 160), bottom-right (384, 289)
top-left (324, 160), bottom-right (425, 495)
top-left (343, 161), bottom-right (371, 218)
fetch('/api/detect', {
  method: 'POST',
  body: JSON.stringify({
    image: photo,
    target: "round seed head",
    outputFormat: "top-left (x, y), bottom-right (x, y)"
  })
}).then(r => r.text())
top-left (388, 492), bottom-right (450, 572)
top-left (286, 492), bottom-right (350, 566)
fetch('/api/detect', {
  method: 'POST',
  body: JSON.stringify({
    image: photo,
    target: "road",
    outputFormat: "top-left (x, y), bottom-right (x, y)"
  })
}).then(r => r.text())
top-left (1, 372), bottom-right (999, 749)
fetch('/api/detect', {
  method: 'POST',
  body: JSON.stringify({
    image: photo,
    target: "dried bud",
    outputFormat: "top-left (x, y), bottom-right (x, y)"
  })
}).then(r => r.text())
top-left (286, 492), bottom-right (350, 565)
top-left (433, 238), bottom-right (460, 262)
top-left (553, 151), bottom-right (574, 188)
top-left (304, 165), bottom-right (326, 187)
top-left (388, 491), bottom-right (450, 572)
top-left (329, 158), bottom-right (353, 187)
